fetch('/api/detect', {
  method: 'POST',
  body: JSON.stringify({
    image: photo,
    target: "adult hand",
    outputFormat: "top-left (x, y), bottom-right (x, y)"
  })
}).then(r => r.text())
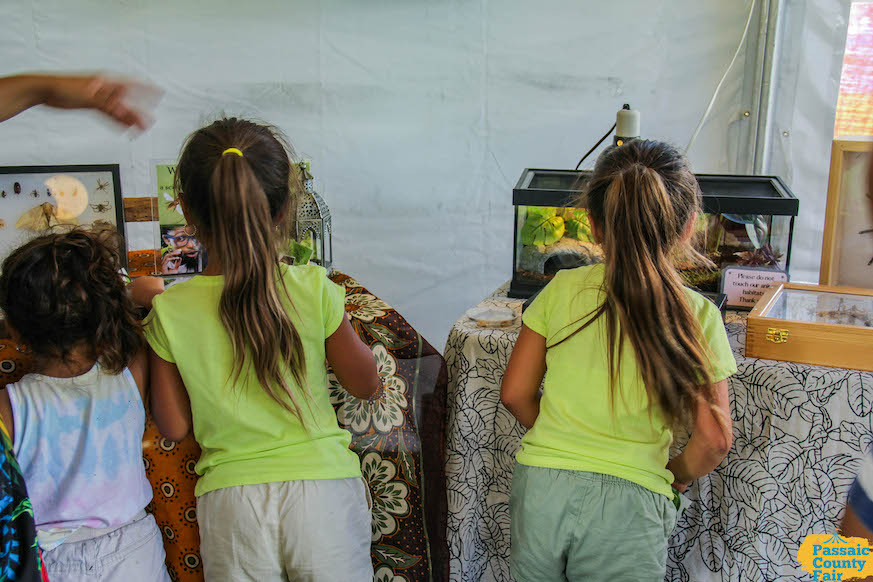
top-left (160, 249), bottom-right (182, 275)
top-left (0, 73), bottom-right (160, 130)
top-left (42, 75), bottom-right (158, 130)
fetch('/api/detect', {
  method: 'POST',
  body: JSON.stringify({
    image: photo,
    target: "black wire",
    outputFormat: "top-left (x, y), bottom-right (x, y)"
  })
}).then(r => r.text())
top-left (574, 123), bottom-right (617, 170)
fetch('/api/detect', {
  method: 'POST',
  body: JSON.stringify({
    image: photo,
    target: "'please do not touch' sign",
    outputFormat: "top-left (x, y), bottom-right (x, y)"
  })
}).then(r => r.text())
top-left (721, 266), bottom-right (789, 310)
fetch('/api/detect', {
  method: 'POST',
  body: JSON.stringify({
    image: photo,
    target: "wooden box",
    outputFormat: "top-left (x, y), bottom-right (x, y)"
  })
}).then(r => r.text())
top-left (746, 282), bottom-right (873, 372)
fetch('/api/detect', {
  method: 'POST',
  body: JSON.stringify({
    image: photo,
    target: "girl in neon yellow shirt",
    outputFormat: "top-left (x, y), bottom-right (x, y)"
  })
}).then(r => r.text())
top-left (501, 140), bottom-right (736, 582)
top-left (130, 118), bottom-right (380, 582)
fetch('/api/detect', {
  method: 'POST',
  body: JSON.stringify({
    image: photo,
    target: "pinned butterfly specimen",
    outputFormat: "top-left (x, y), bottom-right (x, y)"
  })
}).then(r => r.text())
top-left (90, 202), bottom-right (111, 213)
top-left (13, 182), bottom-right (20, 195)
top-left (0, 220), bottom-right (6, 229)
top-left (96, 179), bottom-right (109, 192)
top-left (16, 202), bottom-right (78, 231)
top-left (30, 189), bottom-right (38, 198)
top-left (91, 219), bottom-right (113, 231)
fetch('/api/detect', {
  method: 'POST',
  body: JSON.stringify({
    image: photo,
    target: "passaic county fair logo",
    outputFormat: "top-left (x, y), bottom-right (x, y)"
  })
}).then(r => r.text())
top-left (798, 533), bottom-right (873, 581)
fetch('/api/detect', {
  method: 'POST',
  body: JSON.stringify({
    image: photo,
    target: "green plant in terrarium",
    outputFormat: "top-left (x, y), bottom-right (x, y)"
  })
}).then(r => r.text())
top-left (284, 230), bottom-right (319, 266)
top-left (560, 208), bottom-right (594, 242)
top-left (286, 239), bottom-right (314, 266)
top-left (521, 207), bottom-right (565, 246)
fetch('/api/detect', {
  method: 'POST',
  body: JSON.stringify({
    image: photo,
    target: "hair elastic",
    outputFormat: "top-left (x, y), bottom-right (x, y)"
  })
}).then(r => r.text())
top-left (222, 147), bottom-right (244, 158)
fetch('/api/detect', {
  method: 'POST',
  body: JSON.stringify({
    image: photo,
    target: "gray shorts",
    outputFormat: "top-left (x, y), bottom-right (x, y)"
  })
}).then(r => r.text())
top-left (510, 464), bottom-right (678, 582)
top-left (41, 513), bottom-right (170, 582)
top-left (197, 478), bottom-right (374, 582)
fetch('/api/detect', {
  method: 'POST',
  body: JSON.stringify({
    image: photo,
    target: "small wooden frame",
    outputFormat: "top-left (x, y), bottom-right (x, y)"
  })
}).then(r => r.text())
top-left (123, 197), bottom-right (158, 223)
top-left (746, 282), bottom-right (873, 372)
top-left (820, 138), bottom-right (873, 288)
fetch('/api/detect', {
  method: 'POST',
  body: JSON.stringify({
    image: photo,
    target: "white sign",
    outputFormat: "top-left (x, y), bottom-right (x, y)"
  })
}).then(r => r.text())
top-left (721, 267), bottom-right (788, 309)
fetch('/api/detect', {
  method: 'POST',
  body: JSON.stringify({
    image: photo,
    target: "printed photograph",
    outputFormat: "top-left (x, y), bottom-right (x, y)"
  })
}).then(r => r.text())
top-left (160, 224), bottom-right (206, 275)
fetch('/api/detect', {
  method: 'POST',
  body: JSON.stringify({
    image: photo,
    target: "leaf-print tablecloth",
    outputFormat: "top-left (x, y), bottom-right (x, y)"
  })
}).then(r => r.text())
top-left (443, 283), bottom-right (873, 582)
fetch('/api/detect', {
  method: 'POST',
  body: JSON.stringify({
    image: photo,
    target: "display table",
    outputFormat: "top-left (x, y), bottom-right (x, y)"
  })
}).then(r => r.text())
top-left (444, 283), bottom-right (873, 582)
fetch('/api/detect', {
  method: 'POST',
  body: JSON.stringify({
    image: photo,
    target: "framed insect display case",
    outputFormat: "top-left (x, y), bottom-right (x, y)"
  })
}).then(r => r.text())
top-left (746, 282), bottom-right (873, 372)
top-left (820, 138), bottom-right (873, 289)
top-left (509, 169), bottom-right (798, 298)
top-left (0, 165), bottom-right (125, 263)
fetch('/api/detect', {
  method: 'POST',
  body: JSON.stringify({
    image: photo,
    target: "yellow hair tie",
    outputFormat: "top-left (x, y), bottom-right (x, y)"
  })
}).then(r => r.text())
top-left (222, 147), bottom-right (244, 157)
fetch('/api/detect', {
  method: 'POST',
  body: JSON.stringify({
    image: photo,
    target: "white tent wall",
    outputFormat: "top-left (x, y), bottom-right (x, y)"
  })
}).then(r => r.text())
top-left (762, 0), bottom-right (852, 284)
top-left (0, 0), bottom-right (832, 349)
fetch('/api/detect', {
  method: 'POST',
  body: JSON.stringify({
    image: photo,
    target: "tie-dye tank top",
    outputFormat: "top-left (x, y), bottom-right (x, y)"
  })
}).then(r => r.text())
top-left (6, 364), bottom-right (152, 531)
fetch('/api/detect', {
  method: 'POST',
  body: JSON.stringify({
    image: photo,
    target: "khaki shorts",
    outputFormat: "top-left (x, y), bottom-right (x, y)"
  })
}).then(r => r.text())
top-left (197, 478), bottom-right (373, 582)
top-left (41, 513), bottom-right (169, 582)
top-left (510, 464), bottom-right (678, 582)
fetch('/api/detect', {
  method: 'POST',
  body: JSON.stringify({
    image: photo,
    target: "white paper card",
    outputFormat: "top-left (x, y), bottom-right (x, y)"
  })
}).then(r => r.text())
top-left (721, 267), bottom-right (788, 309)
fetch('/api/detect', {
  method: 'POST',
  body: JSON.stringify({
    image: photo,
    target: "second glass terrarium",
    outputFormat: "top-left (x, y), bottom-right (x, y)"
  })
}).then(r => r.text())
top-left (509, 169), bottom-right (798, 299)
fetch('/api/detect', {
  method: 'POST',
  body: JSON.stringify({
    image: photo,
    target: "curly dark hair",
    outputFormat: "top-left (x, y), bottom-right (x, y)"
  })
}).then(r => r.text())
top-left (0, 228), bottom-right (144, 374)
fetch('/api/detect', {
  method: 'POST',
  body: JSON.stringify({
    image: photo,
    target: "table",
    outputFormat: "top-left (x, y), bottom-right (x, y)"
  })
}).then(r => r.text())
top-left (443, 283), bottom-right (873, 582)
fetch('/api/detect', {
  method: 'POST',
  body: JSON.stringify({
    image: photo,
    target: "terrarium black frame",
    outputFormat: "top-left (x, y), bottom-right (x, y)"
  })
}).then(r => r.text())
top-left (509, 168), bottom-right (799, 299)
top-left (0, 164), bottom-right (126, 266)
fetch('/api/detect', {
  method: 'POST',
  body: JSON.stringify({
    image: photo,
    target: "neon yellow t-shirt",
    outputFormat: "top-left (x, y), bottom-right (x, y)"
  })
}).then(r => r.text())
top-left (518, 264), bottom-right (737, 499)
top-left (144, 264), bottom-right (361, 497)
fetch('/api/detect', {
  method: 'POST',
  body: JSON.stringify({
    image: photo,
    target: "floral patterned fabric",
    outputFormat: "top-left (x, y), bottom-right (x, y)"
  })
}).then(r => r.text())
top-left (444, 283), bottom-right (873, 582)
top-left (328, 272), bottom-right (449, 582)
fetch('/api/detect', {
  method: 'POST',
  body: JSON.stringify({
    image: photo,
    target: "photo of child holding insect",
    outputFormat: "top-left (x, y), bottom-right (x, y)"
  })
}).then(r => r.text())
top-left (160, 224), bottom-right (206, 275)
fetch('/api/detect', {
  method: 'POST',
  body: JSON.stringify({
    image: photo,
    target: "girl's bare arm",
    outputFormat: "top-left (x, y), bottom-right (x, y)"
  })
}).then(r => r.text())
top-left (325, 317), bottom-right (380, 399)
top-left (500, 325), bottom-right (547, 429)
top-left (667, 379), bottom-right (732, 486)
top-left (148, 349), bottom-right (193, 442)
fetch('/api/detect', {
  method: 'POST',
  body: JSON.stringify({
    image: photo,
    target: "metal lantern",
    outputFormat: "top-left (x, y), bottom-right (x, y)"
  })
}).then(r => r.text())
top-left (296, 165), bottom-right (333, 271)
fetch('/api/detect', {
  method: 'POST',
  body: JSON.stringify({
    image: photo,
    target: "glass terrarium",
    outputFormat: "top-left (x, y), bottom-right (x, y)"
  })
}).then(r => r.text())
top-left (509, 169), bottom-right (798, 299)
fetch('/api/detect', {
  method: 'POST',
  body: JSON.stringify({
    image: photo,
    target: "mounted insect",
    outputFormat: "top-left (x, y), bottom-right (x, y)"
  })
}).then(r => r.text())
top-left (163, 191), bottom-right (183, 216)
top-left (30, 189), bottom-right (38, 198)
top-left (862, 228), bottom-right (873, 267)
top-left (13, 182), bottom-right (20, 195)
top-left (89, 202), bottom-right (111, 213)
top-left (0, 191), bottom-right (5, 198)
top-left (95, 179), bottom-right (109, 192)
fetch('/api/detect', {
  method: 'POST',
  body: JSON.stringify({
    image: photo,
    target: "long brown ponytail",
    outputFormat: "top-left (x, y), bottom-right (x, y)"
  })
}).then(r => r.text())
top-left (557, 140), bottom-right (719, 430)
top-left (175, 118), bottom-right (309, 419)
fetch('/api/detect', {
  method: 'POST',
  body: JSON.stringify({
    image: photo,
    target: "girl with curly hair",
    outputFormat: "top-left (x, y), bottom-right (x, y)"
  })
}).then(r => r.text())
top-left (0, 228), bottom-right (169, 582)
